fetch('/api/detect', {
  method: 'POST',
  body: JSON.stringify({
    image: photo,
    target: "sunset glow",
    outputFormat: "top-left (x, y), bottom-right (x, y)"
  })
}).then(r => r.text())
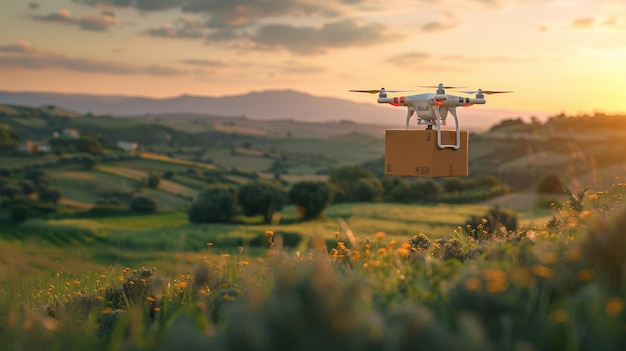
top-left (1, 0), bottom-right (625, 117)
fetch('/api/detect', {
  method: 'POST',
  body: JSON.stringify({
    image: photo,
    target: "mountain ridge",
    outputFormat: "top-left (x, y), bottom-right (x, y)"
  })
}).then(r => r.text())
top-left (0, 89), bottom-right (538, 131)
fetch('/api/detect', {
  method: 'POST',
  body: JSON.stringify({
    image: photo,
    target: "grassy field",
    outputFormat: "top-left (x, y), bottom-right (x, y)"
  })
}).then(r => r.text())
top-left (1, 183), bottom-right (625, 350)
top-left (21, 201), bottom-right (552, 257)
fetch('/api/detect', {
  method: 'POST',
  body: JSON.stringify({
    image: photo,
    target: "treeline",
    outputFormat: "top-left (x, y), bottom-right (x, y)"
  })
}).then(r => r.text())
top-left (187, 165), bottom-right (511, 224)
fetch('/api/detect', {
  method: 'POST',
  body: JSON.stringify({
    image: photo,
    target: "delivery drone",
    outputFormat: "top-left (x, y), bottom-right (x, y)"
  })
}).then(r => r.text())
top-left (349, 83), bottom-right (511, 149)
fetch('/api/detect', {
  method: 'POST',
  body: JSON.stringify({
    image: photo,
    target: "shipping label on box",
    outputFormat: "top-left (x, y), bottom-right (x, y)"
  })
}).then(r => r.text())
top-left (384, 129), bottom-right (468, 177)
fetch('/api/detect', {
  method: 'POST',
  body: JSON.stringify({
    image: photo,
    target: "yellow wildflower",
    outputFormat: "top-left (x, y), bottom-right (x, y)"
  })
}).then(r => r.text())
top-left (464, 276), bottom-right (482, 293)
top-left (577, 269), bottom-right (594, 282)
top-left (375, 231), bottom-right (386, 241)
top-left (550, 309), bottom-right (568, 323)
top-left (533, 265), bottom-right (554, 279)
top-left (539, 251), bottom-right (558, 265)
top-left (606, 297), bottom-right (624, 316)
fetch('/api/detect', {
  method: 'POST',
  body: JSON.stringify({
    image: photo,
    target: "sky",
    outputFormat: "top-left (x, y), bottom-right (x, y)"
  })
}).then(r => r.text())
top-left (0, 0), bottom-right (625, 119)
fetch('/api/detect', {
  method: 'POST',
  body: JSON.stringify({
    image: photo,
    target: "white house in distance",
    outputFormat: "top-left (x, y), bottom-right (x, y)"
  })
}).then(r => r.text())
top-left (117, 141), bottom-right (138, 153)
top-left (16, 140), bottom-right (51, 153)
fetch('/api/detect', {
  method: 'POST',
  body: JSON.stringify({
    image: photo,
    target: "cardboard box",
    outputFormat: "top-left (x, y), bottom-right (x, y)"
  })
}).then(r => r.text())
top-left (385, 129), bottom-right (468, 177)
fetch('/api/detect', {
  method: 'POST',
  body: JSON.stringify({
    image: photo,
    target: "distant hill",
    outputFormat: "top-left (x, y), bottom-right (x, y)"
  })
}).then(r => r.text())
top-left (0, 89), bottom-right (532, 132)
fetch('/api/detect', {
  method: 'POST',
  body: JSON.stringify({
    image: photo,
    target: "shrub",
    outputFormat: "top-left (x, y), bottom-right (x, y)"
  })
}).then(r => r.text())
top-left (17, 180), bottom-right (36, 195)
top-left (238, 180), bottom-right (287, 223)
top-left (38, 187), bottom-right (62, 204)
top-left (129, 194), bottom-right (158, 212)
top-left (443, 177), bottom-right (467, 193)
top-left (351, 178), bottom-right (383, 202)
top-left (328, 166), bottom-right (373, 202)
top-left (538, 174), bottom-right (565, 194)
top-left (1, 183), bottom-right (22, 200)
top-left (188, 185), bottom-right (237, 223)
top-left (146, 172), bottom-right (160, 189)
top-left (80, 154), bottom-right (97, 169)
top-left (10, 203), bottom-right (31, 222)
top-left (163, 170), bottom-right (175, 180)
top-left (466, 206), bottom-right (519, 236)
top-left (289, 181), bottom-right (335, 219)
top-left (407, 179), bottom-right (443, 203)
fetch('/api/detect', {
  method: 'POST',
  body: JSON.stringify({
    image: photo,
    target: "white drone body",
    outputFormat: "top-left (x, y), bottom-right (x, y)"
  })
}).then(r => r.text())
top-left (350, 83), bottom-right (511, 149)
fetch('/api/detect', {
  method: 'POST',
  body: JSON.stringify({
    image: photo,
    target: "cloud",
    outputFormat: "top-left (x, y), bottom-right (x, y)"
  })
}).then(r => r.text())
top-left (181, 58), bottom-right (229, 67)
top-left (0, 41), bottom-right (184, 76)
top-left (386, 51), bottom-right (543, 69)
top-left (73, 0), bottom-right (133, 8)
top-left (31, 9), bottom-right (120, 32)
top-left (386, 52), bottom-right (431, 66)
top-left (32, 9), bottom-right (75, 25)
top-left (242, 19), bottom-right (398, 55)
top-left (74, 0), bottom-right (182, 11)
top-left (0, 41), bottom-right (58, 56)
top-left (185, 0), bottom-right (333, 27)
top-left (571, 17), bottom-right (595, 29)
top-left (78, 13), bottom-right (120, 31)
top-left (279, 64), bottom-right (325, 74)
top-left (145, 18), bottom-right (205, 39)
top-left (73, 1), bottom-right (408, 54)
top-left (420, 21), bottom-right (454, 32)
top-left (28, 2), bottom-right (40, 10)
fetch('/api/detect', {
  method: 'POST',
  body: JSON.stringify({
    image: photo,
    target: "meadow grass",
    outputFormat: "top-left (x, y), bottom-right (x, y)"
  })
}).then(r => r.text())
top-left (2, 183), bottom-right (625, 350)
top-left (139, 152), bottom-right (215, 170)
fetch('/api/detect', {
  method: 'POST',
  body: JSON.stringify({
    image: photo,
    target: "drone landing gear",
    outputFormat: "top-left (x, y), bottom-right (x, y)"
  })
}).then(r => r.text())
top-left (432, 107), bottom-right (461, 150)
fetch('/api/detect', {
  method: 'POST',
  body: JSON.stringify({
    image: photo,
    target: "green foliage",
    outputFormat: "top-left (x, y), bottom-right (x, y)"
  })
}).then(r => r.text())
top-left (328, 165), bottom-right (373, 202)
top-left (80, 154), bottom-right (97, 169)
top-left (129, 193), bottom-right (158, 213)
top-left (237, 179), bottom-right (287, 223)
top-left (289, 181), bottom-right (335, 219)
top-left (146, 171), bottom-right (160, 189)
top-left (465, 206), bottom-right (519, 236)
top-left (538, 174), bottom-right (565, 194)
top-left (565, 185), bottom-right (589, 213)
top-left (351, 177), bottom-right (383, 202)
top-left (1, 183), bottom-right (23, 200)
top-left (10, 203), bottom-right (31, 222)
top-left (163, 170), bottom-right (175, 180)
top-left (38, 187), bottom-right (62, 204)
top-left (443, 177), bottom-right (467, 192)
top-left (0, 123), bottom-right (19, 149)
top-left (74, 136), bottom-right (102, 154)
top-left (188, 184), bottom-right (237, 223)
top-left (17, 179), bottom-right (36, 195)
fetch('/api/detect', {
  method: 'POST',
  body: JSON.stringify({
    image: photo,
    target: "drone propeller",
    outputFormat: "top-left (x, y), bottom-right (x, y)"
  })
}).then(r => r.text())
top-left (417, 85), bottom-right (465, 90)
top-left (349, 89), bottom-right (411, 94)
top-left (458, 89), bottom-right (513, 95)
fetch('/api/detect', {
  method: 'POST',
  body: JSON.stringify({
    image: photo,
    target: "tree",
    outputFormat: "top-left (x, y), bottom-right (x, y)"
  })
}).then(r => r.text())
top-left (538, 174), bottom-right (565, 194)
top-left (188, 185), bottom-right (237, 223)
top-left (38, 187), bottom-right (62, 204)
top-left (351, 178), bottom-right (383, 202)
top-left (289, 181), bottom-right (335, 219)
top-left (75, 136), bottom-right (102, 154)
top-left (81, 154), bottom-right (97, 169)
top-left (129, 194), bottom-right (158, 212)
top-left (11, 204), bottom-right (31, 223)
top-left (328, 166), bottom-right (373, 202)
top-left (407, 179), bottom-right (443, 203)
top-left (0, 124), bottom-right (19, 150)
top-left (238, 180), bottom-right (287, 223)
top-left (1, 183), bottom-right (23, 200)
top-left (17, 180), bottom-right (36, 195)
top-left (443, 178), bottom-right (466, 193)
top-left (146, 172), bottom-right (160, 189)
